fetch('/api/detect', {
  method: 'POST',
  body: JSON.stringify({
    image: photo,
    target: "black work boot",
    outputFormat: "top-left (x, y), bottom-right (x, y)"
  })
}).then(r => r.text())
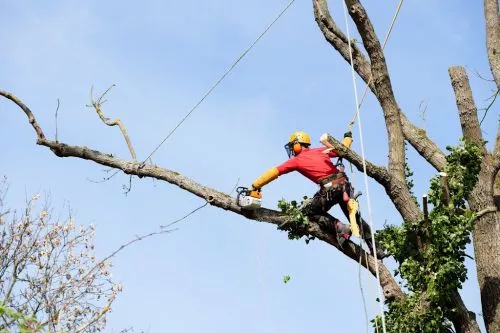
top-left (334, 221), bottom-right (351, 248)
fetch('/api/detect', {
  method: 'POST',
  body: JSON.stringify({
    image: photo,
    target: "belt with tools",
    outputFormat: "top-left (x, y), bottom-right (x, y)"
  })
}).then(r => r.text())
top-left (319, 172), bottom-right (348, 190)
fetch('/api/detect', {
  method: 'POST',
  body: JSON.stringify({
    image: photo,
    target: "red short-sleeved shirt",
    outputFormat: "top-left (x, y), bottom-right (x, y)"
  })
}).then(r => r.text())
top-left (276, 147), bottom-right (339, 184)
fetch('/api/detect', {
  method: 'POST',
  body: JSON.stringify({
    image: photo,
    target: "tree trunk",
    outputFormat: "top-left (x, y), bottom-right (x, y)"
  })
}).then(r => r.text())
top-left (449, 66), bottom-right (500, 332)
top-left (484, 0), bottom-right (500, 87)
top-left (469, 158), bottom-right (500, 333)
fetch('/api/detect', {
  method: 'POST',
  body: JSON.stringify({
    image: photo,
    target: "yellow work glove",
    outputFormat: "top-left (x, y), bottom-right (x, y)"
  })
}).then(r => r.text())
top-left (252, 167), bottom-right (279, 189)
top-left (341, 131), bottom-right (353, 149)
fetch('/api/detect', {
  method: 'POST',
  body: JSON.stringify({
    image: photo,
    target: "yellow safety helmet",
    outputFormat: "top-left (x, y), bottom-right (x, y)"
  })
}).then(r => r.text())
top-left (284, 131), bottom-right (311, 158)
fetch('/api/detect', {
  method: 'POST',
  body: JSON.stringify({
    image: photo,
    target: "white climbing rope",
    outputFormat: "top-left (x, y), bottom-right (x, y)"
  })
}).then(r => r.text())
top-left (341, 1), bottom-right (388, 332)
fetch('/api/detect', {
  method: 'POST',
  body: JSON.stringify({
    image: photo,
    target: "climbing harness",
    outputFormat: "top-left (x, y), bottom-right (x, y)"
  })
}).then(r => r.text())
top-left (142, 0), bottom-right (296, 164)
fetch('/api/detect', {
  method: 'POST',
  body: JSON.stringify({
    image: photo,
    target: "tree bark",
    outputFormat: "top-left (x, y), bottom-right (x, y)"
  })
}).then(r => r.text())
top-left (448, 67), bottom-right (484, 148)
top-left (449, 67), bottom-right (500, 333)
top-left (450, 292), bottom-right (482, 333)
top-left (310, 2), bottom-right (481, 331)
top-left (312, 0), bottom-right (447, 174)
top-left (484, 0), bottom-right (500, 88)
top-left (469, 158), bottom-right (500, 333)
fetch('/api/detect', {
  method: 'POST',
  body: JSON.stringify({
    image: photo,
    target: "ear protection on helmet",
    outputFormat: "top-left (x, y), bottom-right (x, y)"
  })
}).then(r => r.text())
top-left (292, 142), bottom-right (302, 155)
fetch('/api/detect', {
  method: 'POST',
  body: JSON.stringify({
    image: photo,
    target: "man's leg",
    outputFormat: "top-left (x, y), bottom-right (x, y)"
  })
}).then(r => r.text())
top-left (338, 198), bottom-right (387, 258)
top-left (303, 191), bottom-right (351, 246)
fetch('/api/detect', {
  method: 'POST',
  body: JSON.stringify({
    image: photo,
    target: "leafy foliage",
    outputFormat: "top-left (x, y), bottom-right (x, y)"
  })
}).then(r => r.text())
top-left (0, 303), bottom-right (41, 333)
top-left (376, 139), bottom-right (483, 332)
top-left (277, 197), bottom-right (315, 244)
top-left (0, 186), bottom-right (121, 333)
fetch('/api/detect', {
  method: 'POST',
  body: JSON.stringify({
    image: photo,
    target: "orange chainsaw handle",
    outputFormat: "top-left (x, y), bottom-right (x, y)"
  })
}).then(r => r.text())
top-left (249, 190), bottom-right (262, 199)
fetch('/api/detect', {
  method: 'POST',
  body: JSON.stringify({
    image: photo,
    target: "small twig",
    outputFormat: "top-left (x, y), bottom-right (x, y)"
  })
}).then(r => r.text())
top-left (479, 88), bottom-right (499, 125)
top-left (468, 66), bottom-right (495, 82)
top-left (229, 178), bottom-right (241, 195)
top-left (57, 227), bottom-right (177, 327)
top-left (88, 85), bottom-right (137, 160)
top-left (159, 202), bottom-right (208, 229)
top-left (122, 175), bottom-right (133, 195)
top-left (86, 169), bottom-right (121, 184)
top-left (419, 100), bottom-right (428, 131)
top-left (54, 98), bottom-right (60, 142)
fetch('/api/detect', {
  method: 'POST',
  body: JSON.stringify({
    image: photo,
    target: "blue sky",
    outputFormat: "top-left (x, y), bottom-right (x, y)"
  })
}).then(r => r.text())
top-left (1, 1), bottom-right (498, 332)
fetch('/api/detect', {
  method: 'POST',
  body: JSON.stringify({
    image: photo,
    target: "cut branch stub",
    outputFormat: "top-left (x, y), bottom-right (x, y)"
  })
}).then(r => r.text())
top-left (439, 172), bottom-right (451, 206)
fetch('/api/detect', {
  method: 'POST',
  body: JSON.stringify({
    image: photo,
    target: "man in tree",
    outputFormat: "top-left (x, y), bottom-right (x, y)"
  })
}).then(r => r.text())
top-left (249, 130), bottom-right (382, 256)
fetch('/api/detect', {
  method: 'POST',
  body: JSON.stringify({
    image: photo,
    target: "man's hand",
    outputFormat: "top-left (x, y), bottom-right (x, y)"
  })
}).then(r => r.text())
top-left (249, 184), bottom-right (259, 192)
top-left (341, 133), bottom-right (353, 149)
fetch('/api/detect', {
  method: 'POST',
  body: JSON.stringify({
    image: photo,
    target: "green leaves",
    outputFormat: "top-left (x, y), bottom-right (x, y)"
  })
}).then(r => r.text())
top-left (375, 139), bottom-right (482, 332)
top-left (277, 198), bottom-right (315, 243)
top-left (0, 303), bottom-right (42, 333)
top-left (283, 275), bottom-right (291, 284)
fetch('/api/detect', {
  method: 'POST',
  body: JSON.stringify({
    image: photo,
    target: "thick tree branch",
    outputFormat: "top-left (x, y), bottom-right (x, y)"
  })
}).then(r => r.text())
top-left (485, 0), bottom-right (500, 87)
top-left (344, 0), bottom-right (406, 182)
top-left (322, 137), bottom-right (390, 186)
top-left (312, 0), bottom-right (373, 89)
top-left (0, 90), bottom-right (404, 304)
top-left (450, 292), bottom-right (481, 333)
top-left (312, 1), bottom-right (446, 174)
top-left (400, 113), bottom-right (447, 172)
top-left (0, 90), bottom-right (45, 141)
top-left (42, 139), bottom-right (405, 302)
top-left (448, 67), bottom-right (484, 149)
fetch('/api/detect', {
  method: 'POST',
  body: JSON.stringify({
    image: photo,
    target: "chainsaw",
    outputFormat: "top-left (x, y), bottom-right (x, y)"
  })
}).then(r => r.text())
top-left (236, 187), bottom-right (262, 209)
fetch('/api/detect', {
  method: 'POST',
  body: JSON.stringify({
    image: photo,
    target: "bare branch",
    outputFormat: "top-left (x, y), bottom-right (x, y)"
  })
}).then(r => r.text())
top-left (0, 90), bottom-right (45, 141)
top-left (449, 66), bottom-right (484, 148)
top-left (88, 85), bottom-right (137, 160)
top-left (1, 91), bottom-right (404, 303)
top-left (312, 0), bottom-right (373, 87)
top-left (312, 1), bottom-right (446, 174)
top-left (400, 113), bottom-right (447, 172)
top-left (484, 0), bottom-right (500, 87)
top-left (322, 136), bottom-right (390, 185)
top-left (480, 88), bottom-right (499, 125)
top-left (344, 0), bottom-right (406, 182)
top-left (55, 99), bottom-right (60, 142)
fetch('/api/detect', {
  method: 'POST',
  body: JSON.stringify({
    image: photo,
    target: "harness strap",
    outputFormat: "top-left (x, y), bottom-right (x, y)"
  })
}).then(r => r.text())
top-left (319, 172), bottom-right (348, 187)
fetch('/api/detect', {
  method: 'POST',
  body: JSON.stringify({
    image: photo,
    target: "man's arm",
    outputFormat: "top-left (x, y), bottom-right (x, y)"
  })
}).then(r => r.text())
top-left (251, 159), bottom-right (298, 190)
